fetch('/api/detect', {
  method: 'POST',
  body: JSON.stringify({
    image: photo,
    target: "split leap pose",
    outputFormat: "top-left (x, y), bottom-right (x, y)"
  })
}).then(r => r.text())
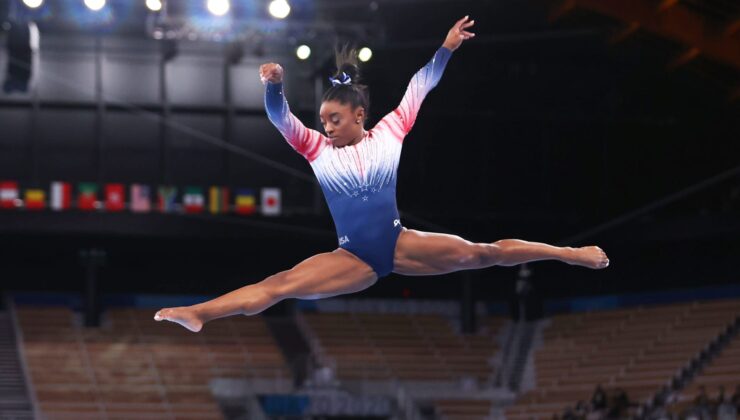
top-left (155, 16), bottom-right (609, 332)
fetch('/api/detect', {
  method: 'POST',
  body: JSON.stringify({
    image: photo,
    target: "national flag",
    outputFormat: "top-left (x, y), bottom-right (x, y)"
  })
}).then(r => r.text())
top-left (234, 189), bottom-right (256, 215)
top-left (24, 189), bottom-right (45, 210)
top-left (78, 183), bottom-right (98, 211)
top-left (261, 187), bottom-right (281, 216)
top-left (51, 182), bottom-right (72, 211)
top-left (183, 187), bottom-right (205, 214)
top-left (0, 181), bottom-right (19, 209)
top-left (209, 186), bottom-right (230, 215)
top-left (104, 183), bottom-right (125, 212)
top-left (157, 186), bottom-right (177, 213)
top-left (130, 184), bottom-right (151, 213)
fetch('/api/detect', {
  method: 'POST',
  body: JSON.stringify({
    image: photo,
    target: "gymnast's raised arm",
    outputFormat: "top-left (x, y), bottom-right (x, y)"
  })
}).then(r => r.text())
top-left (260, 63), bottom-right (327, 161)
top-left (382, 16), bottom-right (476, 136)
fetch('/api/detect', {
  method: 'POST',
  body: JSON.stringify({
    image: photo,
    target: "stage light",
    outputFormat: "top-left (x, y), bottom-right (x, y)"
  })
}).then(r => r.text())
top-left (22, 0), bottom-right (43, 9)
top-left (84, 0), bottom-right (106, 11)
top-left (296, 45), bottom-right (310, 60)
top-left (206, 0), bottom-right (230, 16)
top-left (145, 0), bottom-right (162, 12)
top-left (268, 0), bottom-right (290, 19)
top-left (358, 47), bottom-right (372, 62)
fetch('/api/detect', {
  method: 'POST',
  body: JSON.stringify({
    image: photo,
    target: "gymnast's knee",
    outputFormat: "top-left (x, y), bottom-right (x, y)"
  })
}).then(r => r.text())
top-left (456, 242), bottom-right (502, 268)
top-left (449, 242), bottom-right (483, 268)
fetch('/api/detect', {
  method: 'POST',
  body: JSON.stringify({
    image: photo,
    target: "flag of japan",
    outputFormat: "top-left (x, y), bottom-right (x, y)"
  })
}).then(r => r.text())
top-left (261, 187), bottom-right (281, 216)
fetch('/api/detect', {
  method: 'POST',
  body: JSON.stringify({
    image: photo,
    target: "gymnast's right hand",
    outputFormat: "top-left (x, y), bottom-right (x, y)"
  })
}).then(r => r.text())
top-left (260, 63), bottom-right (284, 84)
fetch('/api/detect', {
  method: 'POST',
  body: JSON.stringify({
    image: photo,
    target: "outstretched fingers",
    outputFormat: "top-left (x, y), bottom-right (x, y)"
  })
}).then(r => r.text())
top-left (456, 16), bottom-right (475, 39)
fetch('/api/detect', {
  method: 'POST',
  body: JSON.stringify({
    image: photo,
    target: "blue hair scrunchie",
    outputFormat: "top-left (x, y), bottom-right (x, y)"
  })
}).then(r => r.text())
top-left (329, 72), bottom-right (352, 87)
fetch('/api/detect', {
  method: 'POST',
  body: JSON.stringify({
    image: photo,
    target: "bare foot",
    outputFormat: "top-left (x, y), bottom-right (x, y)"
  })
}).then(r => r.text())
top-left (154, 307), bottom-right (203, 332)
top-left (568, 246), bottom-right (610, 269)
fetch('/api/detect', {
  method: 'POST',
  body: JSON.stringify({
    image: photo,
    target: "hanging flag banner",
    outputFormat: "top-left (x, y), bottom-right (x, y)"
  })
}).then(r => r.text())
top-left (77, 183), bottom-right (98, 211)
top-left (183, 187), bottom-right (204, 214)
top-left (105, 183), bottom-right (125, 212)
top-left (51, 181), bottom-right (72, 211)
top-left (235, 189), bottom-right (256, 215)
top-left (209, 186), bottom-right (230, 215)
top-left (0, 181), bottom-right (19, 209)
top-left (130, 184), bottom-right (151, 213)
top-left (157, 186), bottom-right (178, 213)
top-left (24, 189), bottom-right (45, 210)
top-left (261, 187), bottom-right (281, 216)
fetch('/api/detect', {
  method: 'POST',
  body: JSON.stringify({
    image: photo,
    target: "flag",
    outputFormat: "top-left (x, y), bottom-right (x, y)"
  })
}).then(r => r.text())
top-left (104, 183), bottom-right (125, 212)
top-left (157, 186), bottom-right (177, 213)
top-left (261, 187), bottom-right (281, 216)
top-left (209, 186), bottom-right (230, 215)
top-left (51, 182), bottom-right (72, 211)
top-left (130, 184), bottom-right (151, 213)
top-left (183, 187), bottom-right (205, 214)
top-left (78, 183), bottom-right (98, 211)
top-left (235, 189), bottom-right (256, 215)
top-left (0, 181), bottom-right (19, 209)
top-left (24, 189), bottom-right (45, 210)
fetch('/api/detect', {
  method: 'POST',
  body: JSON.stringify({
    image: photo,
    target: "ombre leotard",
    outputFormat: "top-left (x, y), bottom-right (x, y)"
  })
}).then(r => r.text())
top-left (264, 47), bottom-right (452, 277)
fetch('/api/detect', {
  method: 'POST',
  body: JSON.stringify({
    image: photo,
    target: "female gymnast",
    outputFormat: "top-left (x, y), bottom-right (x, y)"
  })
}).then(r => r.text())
top-left (155, 16), bottom-right (609, 332)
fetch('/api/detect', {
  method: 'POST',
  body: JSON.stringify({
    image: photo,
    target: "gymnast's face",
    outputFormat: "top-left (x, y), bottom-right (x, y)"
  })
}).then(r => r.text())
top-left (319, 100), bottom-right (365, 147)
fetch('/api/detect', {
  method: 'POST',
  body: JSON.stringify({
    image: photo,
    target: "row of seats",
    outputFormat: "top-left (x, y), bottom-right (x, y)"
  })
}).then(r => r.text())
top-left (506, 299), bottom-right (740, 420)
top-left (302, 312), bottom-right (506, 384)
top-left (668, 327), bottom-right (740, 417)
top-left (16, 306), bottom-right (289, 420)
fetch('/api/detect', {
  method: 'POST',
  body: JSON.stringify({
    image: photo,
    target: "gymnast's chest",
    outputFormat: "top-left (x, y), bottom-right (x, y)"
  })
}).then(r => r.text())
top-left (314, 138), bottom-right (401, 180)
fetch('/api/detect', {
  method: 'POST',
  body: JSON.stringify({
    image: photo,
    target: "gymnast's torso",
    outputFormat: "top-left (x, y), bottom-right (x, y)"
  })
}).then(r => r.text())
top-left (264, 47), bottom-right (452, 276)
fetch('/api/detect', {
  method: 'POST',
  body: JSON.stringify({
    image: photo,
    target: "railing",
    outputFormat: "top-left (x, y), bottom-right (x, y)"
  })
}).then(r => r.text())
top-left (6, 297), bottom-right (39, 419)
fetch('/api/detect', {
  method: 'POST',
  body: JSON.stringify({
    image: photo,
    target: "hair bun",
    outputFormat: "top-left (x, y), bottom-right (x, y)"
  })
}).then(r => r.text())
top-left (337, 63), bottom-right (360, 82)
top-left (333, 44), bottom-right (361, 83)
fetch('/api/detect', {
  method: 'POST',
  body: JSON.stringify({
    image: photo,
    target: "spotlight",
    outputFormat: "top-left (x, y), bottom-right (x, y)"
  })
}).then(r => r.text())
top-left (296, 45), bottom-right (310, 60)
top-left (22, 0), bottom-right (43, 9)
top-left (145, 0), bottom-right (162, 12)
top-left (358, 47), bottom-right (372, 62)
top-left (268, 0), bottom-right (290, 19)
top-left (206, 0), bottom-right (230, 16)
top-left (84, 0), bottom-right (106, 11)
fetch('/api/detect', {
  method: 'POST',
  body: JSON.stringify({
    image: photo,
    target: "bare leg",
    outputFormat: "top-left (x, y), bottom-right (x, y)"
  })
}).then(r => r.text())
top-left (155, 248), bottom-right (377, 332)
top-left (393, 228), bottom-right (609, 276)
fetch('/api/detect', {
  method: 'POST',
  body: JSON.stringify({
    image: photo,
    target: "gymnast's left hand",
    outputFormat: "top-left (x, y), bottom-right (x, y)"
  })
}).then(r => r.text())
top-left (442, 15), bottom-right (475, 51)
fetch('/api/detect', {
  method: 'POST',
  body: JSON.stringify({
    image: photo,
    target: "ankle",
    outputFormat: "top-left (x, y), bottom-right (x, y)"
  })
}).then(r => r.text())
top-left (188, 305), bottom-right (206, 323)
top-left (561, 246), bottom-right (576, 261)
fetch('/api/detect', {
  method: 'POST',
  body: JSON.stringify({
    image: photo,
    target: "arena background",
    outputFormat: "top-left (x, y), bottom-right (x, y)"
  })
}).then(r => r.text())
top-left (0, 0), bottom-right (738, 419)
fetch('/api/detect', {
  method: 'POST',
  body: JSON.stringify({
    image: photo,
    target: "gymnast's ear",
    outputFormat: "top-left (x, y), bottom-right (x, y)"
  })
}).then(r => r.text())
top-left (354, 106), bottom-right (366, 123)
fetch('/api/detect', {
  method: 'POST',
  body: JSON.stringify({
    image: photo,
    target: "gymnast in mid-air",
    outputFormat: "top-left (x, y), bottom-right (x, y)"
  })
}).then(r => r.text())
top-left (155, 16), bottom-right (609, 332)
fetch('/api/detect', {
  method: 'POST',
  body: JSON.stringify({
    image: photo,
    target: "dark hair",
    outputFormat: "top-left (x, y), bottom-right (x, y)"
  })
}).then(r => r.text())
top-left (322, 45), bottom-right (370, 118)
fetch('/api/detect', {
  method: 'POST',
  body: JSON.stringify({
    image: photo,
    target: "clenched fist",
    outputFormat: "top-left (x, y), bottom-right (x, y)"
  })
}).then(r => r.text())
top-left (259, 63), bottom-right (284, 84)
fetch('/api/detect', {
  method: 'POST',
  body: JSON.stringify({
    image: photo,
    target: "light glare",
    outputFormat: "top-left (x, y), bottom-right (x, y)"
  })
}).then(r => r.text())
top-left (84, 0), bottom-right (106, 11)
top-left (358, 47), bottom-right (372, 62)
top-left (268, 0), bottom-right (290, 19)
top-left (145, 0), bottom-right (162, 12)
top-left (22, 0), bottom-right (43, 9)
top-left (207, 0), bottom-right (230, 16)
top-left (296, 45), bottom-right (311, 60)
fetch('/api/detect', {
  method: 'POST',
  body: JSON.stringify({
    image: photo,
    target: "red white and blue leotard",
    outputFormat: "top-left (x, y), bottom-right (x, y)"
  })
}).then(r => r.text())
top-left (265, 47), bottom-right (452, 277)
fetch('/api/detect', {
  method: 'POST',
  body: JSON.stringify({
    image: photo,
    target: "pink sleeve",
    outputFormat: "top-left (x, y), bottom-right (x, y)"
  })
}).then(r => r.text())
top-left (377, 47), bottom-right (453, 141)
top-left (265, 82), bottom-right (327, 161)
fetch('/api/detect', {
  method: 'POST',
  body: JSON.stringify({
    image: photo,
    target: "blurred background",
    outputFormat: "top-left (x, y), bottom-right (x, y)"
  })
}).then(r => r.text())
top-left (0, 0), bottom-right (738, 419)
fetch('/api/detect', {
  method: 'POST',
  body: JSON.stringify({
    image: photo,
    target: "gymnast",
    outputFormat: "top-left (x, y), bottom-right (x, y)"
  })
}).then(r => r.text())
top-left (155, 16), bottom-right (609, 332)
